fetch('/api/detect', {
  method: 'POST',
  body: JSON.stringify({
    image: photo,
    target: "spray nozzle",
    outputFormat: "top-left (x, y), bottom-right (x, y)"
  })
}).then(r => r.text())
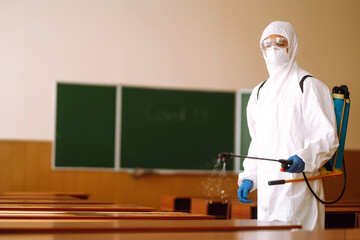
top-left (218, 152), bottom-right (233, 164)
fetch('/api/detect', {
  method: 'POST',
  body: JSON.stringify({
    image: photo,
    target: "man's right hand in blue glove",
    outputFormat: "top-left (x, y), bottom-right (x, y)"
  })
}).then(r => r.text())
top-left (237, 179), bottom-right (253, 203)
top-left (286, 155), bottom-right (305, 173)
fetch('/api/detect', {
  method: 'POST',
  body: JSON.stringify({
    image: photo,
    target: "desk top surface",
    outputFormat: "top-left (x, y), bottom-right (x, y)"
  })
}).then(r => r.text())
top-left (0, 211), bottom-right (214, 220)
top-left (0, 204), bottom-right (155, 212)
top-left (0, 196), bottom-right (78, 200)
top-left (0, 219), bottom-right (300, 233)
top-left (0, 199), bottom-right (113, 205)
top-left (325, 201), bottom-right (360, 207)
top-left (0, 192), bottom-right (89, 198)
top-left (325, 206), bottom-right (360, 213)
top-left (1, 229), bottom-right (357, 240)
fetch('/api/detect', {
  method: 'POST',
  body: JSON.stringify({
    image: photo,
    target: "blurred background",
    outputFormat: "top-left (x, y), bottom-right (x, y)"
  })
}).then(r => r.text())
top-left (0, 0), bottom-right (359, 209)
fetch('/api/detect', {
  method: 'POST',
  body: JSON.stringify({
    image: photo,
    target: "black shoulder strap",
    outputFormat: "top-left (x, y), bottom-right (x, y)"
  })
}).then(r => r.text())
top-left (257, 80), bottom-right (267, 100)
top-left (257, 75), bottom-right (313, 100)
top-left (299, 75), bottom-right (313, 93)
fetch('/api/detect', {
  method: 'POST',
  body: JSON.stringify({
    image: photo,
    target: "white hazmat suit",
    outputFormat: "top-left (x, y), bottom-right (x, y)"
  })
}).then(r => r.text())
top-left (237, 21), bottom-right (339, 230)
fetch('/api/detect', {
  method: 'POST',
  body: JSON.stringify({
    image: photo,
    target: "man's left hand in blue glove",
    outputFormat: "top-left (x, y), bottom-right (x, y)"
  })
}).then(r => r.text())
top-left (285, 155), bottom-right (305, 173)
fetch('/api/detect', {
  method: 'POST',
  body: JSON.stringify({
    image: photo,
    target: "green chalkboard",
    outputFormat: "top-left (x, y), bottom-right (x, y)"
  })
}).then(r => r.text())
top-left (54, 83), bottom-right (117, 168)
top-left (120, 87), bottom-right (235, 170)
top-left (238, 91), bottom-right (252, 170)
top-left (54, 84), bottom-right (237, 171)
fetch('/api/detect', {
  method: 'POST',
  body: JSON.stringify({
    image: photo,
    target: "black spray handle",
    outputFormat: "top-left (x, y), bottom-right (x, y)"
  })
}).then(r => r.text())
top-left (279, 159), bottom-right (293, 171)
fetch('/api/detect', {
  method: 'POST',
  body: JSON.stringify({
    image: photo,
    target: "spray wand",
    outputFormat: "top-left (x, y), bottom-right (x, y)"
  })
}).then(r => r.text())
top-left (218, 152), bottom-right (293, 171)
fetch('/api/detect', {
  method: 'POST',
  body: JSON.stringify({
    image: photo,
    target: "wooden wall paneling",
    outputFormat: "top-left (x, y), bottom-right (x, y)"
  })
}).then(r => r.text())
top-left (135, 175), bottom-right (152, 207)
top-left (111, 173), bottom-right (122, 204)
top-left (97, 171), bottom-right (115, 202)
top-left (59, 171), bottom-right (76, 192)
top-left (2, 140), bottom-right (359, 211)
top-left (24, 142), bottom-right (40, 191)
top-left (37, 141), bottom-right (52, 191)
top-left (89, 172), bottom-right (100, 198)
top-left (341, 150), bottom-right (360, 201)
top-left (115, 173), bottom-right (130, 204)
top-left (79, 172), bottom-right (90, 198)
top-left (74, 171), bottom-right (90, 198)
top-left (323, 150), bottom-right (360, 202)
top-left (10, 142), bottom-right (26, 191)
top-left (0, 142), bottom-right (12, 192)
top-left (49, 170), bottom-right (65, 192)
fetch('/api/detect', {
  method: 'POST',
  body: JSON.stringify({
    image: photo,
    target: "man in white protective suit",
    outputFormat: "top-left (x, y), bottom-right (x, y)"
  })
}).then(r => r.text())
top-left (237, 21), bottom-right (339, 230)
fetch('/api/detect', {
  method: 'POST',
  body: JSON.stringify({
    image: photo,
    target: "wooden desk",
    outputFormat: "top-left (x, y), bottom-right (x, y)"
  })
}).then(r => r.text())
top-left (161, 195), bottom-right (192, 212)
top-left (324, 201), bottom-right (360, 228)
top-left (325, 207), bottom-right (360, 213)
top-left (0, 192), bottom-right (89, 200)
top-left (163, 196), bottom-right (258, 219)
top-left (0, 211), bottom-right (214, 220)
top-left (326, 201), bottom-right (360, 208)
top-left (161, 196), bottom-right (231, 219)
top-left (0, 219), bottom-right (300, 233)
top-left (325, 206), bottom-right (360, 229)
top-left (0, 204), bottom-right (155, 212)
top-left (230, 199), bottom-right (360, 228)
top-left (0, 199), bottom-right (113, 205)
top-left (230, 200), bottom-right (257, 219)
top-left (191, 198), bottom-right (231, 219)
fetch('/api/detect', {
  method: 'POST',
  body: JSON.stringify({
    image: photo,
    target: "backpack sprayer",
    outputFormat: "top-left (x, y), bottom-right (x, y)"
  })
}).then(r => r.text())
top-left (219, 85), bottom-right (350, 204)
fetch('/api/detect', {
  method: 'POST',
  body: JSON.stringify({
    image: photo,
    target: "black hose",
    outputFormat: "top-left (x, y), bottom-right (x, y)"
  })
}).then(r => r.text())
top-left (302, 157), bottom-right (346, 204)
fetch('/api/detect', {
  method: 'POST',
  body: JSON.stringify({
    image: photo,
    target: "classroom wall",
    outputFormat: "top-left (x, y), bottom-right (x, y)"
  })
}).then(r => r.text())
top-left (0, 0), bottom-right (360, 208)
top-left (1, 0), bottom-right (360, 148)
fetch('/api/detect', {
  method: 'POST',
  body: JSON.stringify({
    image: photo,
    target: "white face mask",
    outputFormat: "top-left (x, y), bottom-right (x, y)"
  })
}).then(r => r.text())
top-left (265, 46), bottom-right (289, 65)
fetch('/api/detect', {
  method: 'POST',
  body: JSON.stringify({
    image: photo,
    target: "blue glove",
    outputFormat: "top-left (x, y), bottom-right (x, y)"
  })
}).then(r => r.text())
top-left (286, 155), bottom-right (305, 173)
top-left (237, 179), bottom-right (253, 203)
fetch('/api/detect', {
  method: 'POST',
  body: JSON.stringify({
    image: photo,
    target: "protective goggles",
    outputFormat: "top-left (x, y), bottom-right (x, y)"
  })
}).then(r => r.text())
top-left (261, 37), bottom-right (288, 50)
